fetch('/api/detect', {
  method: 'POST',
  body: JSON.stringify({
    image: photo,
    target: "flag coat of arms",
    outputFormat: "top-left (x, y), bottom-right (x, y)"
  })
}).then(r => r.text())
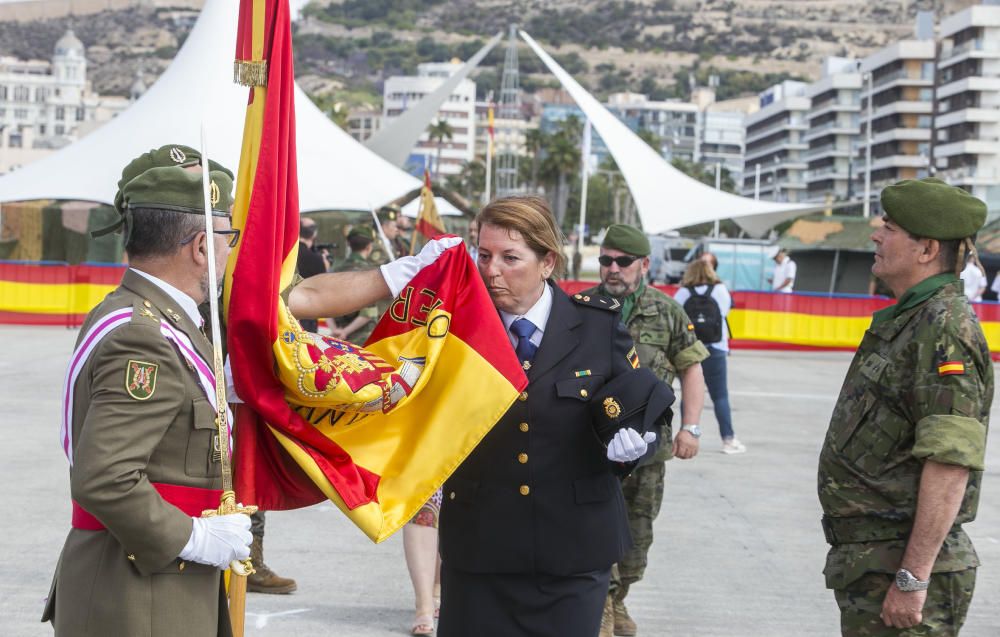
top-left (225, 0), bottom-right (525, 541)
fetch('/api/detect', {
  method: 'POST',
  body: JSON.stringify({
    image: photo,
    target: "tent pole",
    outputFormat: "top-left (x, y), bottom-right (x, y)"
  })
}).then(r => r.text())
top-left (829, 249), bottom-right (840, 295)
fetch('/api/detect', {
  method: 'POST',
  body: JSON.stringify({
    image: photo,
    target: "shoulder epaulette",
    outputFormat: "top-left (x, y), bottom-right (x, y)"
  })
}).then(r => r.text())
top-left (571, 292), bottom-right (621, 312)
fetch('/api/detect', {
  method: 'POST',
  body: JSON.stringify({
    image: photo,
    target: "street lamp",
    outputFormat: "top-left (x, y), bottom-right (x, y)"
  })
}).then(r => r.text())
top-left (772, 155), bottom-right (781, 202)
top-left (862, 71), bottom-right (873, 218)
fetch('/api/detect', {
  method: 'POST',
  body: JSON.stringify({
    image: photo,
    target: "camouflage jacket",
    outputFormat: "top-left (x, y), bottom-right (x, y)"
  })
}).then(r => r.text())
top-left (582, 283), bottom-right (709, 462)
top-left (817, 278), bottom-right (992, 589)
top-left (332, 253), bottom-right (379, 345)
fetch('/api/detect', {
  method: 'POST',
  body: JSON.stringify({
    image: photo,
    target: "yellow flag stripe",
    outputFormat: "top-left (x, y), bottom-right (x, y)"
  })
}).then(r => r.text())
top-left (0, 281), bottom-right (115, 315)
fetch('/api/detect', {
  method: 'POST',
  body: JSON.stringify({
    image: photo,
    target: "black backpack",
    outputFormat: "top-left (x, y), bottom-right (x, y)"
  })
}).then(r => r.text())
top-left (683, 285), bottom-right (723, 343)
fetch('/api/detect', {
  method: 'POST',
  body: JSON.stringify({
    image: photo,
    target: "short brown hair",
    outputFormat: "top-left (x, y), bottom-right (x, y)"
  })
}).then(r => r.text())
top-left (477, 195), bottom-right (566, 278)
top-left (680, 260), bottom-right (721, 287)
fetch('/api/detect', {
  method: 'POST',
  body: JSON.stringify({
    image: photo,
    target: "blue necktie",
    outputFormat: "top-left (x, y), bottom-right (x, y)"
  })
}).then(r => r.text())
top-left (510, 318), bottom-right (538, 364)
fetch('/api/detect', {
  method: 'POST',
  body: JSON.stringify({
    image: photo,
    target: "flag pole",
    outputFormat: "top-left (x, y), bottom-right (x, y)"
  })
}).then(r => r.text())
top-left (199, 123), bottom-right (257, 637)
top-left (576, 119), bottom-right (592, 258)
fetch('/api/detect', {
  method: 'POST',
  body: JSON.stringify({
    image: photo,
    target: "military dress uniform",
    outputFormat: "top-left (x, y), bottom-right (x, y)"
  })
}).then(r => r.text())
top-left (333, 251), bottom-right (380, 345)
top-left (582, 282), bottom-right (708, 604)
top-left (438, 284), bottom-right (659, 637)
top-left (43, 270), bottom-right (230, 637)
top-left (818, 178), bottom-right (992, 637)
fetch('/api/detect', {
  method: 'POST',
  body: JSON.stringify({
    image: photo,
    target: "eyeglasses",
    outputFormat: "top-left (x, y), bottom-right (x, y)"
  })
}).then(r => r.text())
top-left (598, 255), bottom-right (641, 268)
top-left (180, 228), bottom-right (241, 248)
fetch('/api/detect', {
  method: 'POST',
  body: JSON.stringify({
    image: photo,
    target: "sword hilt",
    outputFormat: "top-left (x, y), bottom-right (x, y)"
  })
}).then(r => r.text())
top-left (201, 490), bottom-right (258, 576)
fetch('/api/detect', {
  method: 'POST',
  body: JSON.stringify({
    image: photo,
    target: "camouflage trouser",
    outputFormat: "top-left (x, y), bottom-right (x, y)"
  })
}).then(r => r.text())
top-left (608, 460), bottom-right (666, 600)
top-left (834, 569), bottom-right (976, 636)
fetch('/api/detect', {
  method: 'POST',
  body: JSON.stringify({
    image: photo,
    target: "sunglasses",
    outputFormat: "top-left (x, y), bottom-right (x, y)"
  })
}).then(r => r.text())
top-left (180, 228), bottom-right (241, 248)
top-left (598, 255), bottom-right (641, 268)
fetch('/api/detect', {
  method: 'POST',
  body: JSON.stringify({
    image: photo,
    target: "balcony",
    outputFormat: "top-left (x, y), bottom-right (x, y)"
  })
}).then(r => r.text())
top-left (871, 127), bottom-right (931, 144)
top-left (936, 164), bottom-right (1000, 186)
top-left (805, 167), bottom-right (850, 182)
top-left (745, 139), bottom-right (808, 161)
top-left (803, 143), bottom-right (854, 160)
top-left (804, 119), bottom-right (860, 141)
top-left (745, 117), bottom-right (808, 144)
top-left (939, 38), bottom-right (1000, 65)
top-left (869, 69), bottom-right (933, 91)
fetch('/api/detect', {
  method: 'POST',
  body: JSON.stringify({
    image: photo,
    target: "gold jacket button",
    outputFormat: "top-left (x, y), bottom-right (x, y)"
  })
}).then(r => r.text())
top-left (518, 453), bottom-right (528, 464)
top-left (519, 485), bottom-right (530, 496)
top-left (518, 391), bottom-right (528, 402)
top-left (178, 561), bottom-right (186, 572)
top-left (580, 389), bottom-right (589, 398)
top-left (126, 553), bottom-right (136, 562)
top-left (519, 422), bottom-right (529, 432)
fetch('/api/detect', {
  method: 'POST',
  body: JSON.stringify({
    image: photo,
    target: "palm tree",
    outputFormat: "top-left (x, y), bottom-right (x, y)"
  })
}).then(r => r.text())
top-left (427, 119), bottom-right (454, 179)
top-left (523, 128), bottom-right (546, 192)
top-left (540, 131), bottom-right (580, 227)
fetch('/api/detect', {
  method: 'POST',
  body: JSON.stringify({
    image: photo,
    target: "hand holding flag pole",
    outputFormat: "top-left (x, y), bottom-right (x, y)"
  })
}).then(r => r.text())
top-left (198, 123), bottom-right (257, 634)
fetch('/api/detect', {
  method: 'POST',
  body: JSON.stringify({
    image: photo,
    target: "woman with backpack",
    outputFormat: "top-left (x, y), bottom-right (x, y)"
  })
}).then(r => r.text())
top-left (675, 260), bottom-right (746, 454)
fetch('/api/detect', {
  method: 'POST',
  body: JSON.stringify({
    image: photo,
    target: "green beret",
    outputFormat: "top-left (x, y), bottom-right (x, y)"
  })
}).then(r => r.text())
top-left (348, 225), bottom-right (375, 241)
top-left (122, 166), bottom-right (234, 216)
top-left (378, 204), bottom-right (400, 222)
top-left (880, 178), bottom-right (986, 240)
top-left (602, 224), bottom-right (650, 257)
top-left (114, 144), bottom-right (234, 215)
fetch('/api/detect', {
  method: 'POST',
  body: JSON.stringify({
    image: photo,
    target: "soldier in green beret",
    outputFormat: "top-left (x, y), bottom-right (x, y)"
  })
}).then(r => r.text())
top-left (43, 159), bottom-right (251, 636)
top-left (581, 223), bottom-right (708, 637)
top-left (332, 226), bottom-right (380, 345)
top-left (818, 178), bottom-right (992, 636)
top-left (369, 204), bottom-right (402, 266)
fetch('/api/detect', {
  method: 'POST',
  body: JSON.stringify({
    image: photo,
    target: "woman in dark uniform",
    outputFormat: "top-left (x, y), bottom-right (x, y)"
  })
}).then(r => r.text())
top-left (438, 196), bottom-right (659, 637)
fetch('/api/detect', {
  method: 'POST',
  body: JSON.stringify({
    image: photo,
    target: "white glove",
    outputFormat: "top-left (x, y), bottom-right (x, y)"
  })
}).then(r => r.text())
top-left (379, 235), bottom-right (464, 297)
top-left (607, 428), bottom-right (657, 463)
top-left (179, 513), bottom-right (252, 569)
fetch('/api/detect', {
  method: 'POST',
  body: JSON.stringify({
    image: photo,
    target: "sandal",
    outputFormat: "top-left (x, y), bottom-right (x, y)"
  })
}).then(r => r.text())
top-left (411, 615), bottom-right (434, 636)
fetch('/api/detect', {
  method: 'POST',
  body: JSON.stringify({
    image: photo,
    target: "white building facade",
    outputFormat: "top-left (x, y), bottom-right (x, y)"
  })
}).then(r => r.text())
top-left (804, 60), bottom-right (862, 202)
top-left (382, 62), bottom-right (476, 177)
top-left (935, 4), bottom-right (1000, 214)
top-left (0, 30), bottom-right (128, 174)
top-left (741, 81), bottom-right (810, 203)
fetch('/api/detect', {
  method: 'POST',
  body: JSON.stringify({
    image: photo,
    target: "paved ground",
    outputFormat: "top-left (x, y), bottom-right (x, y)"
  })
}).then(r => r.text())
top-left (1, 324), bottom-right (997, 637)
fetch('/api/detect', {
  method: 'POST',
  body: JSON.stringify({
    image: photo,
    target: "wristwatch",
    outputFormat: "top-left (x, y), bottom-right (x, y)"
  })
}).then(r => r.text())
top-left (680, 424), bottom-right (702, 439)
top-left (895, 568), bottom-right (930, 592)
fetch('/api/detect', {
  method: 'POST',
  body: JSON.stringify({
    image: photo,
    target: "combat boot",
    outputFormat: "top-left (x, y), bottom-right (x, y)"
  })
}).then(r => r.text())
top-left (613, 597), bottom-right (637, 636)
top-left (247, 536), bottom-right (297, 594)
top-left (599, 594), bottom-right (615, 637)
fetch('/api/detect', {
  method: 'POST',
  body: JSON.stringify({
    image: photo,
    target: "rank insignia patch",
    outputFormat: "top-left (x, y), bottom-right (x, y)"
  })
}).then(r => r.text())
top-left (125, 360), bottom-right (158, 400)
top-left (574, 369), bottom-right (592, 377)
top-left (937, 360), bottom-right (965, 376)
top-left (627, 346), bottom-right (640, 369)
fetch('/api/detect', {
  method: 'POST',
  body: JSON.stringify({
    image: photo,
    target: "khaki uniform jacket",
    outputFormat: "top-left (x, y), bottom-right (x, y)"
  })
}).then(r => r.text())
top-left (42, 270), bottom-right (230, 637)
top-left (581, 283), bottom-right (708, 461)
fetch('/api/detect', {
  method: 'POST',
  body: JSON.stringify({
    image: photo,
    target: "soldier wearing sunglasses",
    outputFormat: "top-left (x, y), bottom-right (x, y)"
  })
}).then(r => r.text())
top-left (581, 224), bottom-right (709, 637)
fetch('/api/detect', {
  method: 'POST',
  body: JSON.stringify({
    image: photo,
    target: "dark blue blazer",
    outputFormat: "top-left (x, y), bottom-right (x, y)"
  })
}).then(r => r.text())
top-left (440, 283), bottom-right (645, 576)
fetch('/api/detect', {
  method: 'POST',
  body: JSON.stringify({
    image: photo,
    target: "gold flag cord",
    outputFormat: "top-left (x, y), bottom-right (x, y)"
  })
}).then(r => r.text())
top-left (234, 60), bottom-right (268, 88)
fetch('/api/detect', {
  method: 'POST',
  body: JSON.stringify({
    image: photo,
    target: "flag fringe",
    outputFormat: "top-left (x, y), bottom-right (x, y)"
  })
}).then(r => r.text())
top-left (234, 60), bottom-right (268, 87)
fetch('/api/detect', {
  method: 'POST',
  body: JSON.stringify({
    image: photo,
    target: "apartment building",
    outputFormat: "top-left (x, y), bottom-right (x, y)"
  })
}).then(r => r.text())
top-left (606, 92), bottom-right (699, 162)
top-left (803, 59), bottom-right (862, 202)
top-left (935, 3), bottom-right (1000, 213)
top-left (345, 107), bottom-right (382, 143)
top-left (741, 81), bottom-right (810, 202)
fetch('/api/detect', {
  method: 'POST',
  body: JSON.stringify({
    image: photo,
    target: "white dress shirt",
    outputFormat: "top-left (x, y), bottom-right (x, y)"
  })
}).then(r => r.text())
top-left (131, 268), bottom-right (203, 327)
top-left (499, 282), bottom-right (553, 351)
top-left (674, 283), bottom-right (732, 352)
top-left (772, 256), bottom-right (796, 293)
top-left (960, 262), bottom-right (987, 302)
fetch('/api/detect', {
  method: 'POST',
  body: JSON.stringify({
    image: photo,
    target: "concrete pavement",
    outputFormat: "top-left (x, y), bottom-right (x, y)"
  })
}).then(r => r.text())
top-left (1, 325), bottom-right (997, 636)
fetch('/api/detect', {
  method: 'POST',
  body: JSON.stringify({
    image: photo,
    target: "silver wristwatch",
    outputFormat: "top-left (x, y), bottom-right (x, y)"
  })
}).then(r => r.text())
top-left (895, 568), bottom-right (930, 592)
top-left (680, 424), bottom-right (702, 439)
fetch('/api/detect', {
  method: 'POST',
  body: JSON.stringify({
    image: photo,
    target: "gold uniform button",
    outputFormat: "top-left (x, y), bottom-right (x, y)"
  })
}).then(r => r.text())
top-left (519, 422), bottom-right (529, 432)
top-left (126, 553), bottom-right (136, 562)
top-left (178, 561), bottom-right (186, 572)
top-left (580, 389), bottom-right (588, 398)
top-left (449, 491), bottom-right (456, 500)
top-left (518, 453), bottom-right (528, 464)
top-left (518, 391), bottom-right (528, 402)
top-left (519, 485), bottom-right (530, 496)
top-left (143, 300), bottom-right (152, 308)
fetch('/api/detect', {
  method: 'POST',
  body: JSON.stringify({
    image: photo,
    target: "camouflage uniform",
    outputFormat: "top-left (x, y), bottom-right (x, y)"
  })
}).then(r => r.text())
top-left (818, 276), bottom-right (991, 637)
top-left (332, 252), bottom-right (380, 346)
top-left (582, 283), bottom-right (708, 601)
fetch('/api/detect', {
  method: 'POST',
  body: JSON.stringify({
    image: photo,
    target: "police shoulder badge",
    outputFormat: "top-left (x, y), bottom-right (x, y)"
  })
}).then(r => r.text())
top-left (125, 360), bottom-right (158, 400)
top-left (603, 396), bottom-right (622, 419)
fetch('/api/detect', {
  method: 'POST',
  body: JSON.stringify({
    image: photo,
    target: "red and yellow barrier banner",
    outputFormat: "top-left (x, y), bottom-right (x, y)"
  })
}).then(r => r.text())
top-left (0, 261), bottom-right (124, 326)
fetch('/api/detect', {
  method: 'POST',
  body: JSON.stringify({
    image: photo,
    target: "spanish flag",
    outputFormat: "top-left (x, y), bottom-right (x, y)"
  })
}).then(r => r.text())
top-left (225, 0), bottom-right (525, 541)
top-left (413, 170), bottom-right (446, 247)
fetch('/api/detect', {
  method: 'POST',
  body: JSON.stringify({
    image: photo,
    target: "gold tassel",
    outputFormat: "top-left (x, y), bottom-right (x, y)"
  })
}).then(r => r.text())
top-left (233, 60), bottom-right (268, 87)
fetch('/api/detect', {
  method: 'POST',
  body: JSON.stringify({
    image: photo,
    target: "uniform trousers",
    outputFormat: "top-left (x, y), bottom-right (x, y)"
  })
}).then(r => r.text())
top-left (438, 563), bottom-right (611, 637)
top-left (834, 569), bottom-right (976, 637)
top-left (608, 460), bottom-right (666, 598)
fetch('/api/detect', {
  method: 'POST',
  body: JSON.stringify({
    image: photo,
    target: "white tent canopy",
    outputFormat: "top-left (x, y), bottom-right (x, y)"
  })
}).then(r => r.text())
top-left (0, 0), bottom-right (419, 212)
top-left (401, 196), bottom-right (463, 218)
top-left (519, 31), bottom-right (814, 235)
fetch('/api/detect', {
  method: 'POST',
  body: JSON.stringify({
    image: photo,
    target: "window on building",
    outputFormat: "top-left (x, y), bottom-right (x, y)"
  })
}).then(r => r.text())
top-left (39, 124), bottom-right (46, 135)
top-left (14, 108), bottom-right (27, 120)
top-left (35, 88), bottom-right (47, 102)
top-left (56, 106), bottom-right (65, 121)
top-left (55, 124), bottom-right (64, 136)
top-left (0, 86), bottom-right (7, 100)
top-left (0, 108), bottom-right (5, 117)
top-left (13, 86), bottom-right (29, 102)
top-left (75, 107), bottom-right (84, 121)
top-left (9, 133), bottom-right (22, 148)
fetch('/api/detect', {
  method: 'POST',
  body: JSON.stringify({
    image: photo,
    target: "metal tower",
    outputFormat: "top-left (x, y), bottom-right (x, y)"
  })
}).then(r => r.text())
top-left (496, 25), bottom-right (521, 197)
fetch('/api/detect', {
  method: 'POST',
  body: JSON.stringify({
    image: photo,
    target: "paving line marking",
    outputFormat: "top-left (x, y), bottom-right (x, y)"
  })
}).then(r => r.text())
top-left (246, 608), bottom-right (311, 629)
top-left (730, 390), bottom-right (837, 401)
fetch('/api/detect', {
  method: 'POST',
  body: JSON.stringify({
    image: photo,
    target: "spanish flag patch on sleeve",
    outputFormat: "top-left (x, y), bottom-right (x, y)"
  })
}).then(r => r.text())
top-left (937, 360), bottom-right (965, 376)
top-left (627, 347), bottom-right (640, 369)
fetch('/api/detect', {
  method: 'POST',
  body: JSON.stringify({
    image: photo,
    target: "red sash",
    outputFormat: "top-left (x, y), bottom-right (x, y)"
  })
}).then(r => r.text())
top-left (72, 483), bottom-right (224, 531)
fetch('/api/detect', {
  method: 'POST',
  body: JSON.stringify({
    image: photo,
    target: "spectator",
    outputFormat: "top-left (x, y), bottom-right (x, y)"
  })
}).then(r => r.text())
top-left (675, 260), bottom-right (745, 454)
top-left (770, 249), bottom-right (796, 293)
top-left (331, 227), bottom-right (378, 345)
top-left (959, 253), bottom-right (987, 302)
top-left (467, 218), bottom-right (479, 260)
top-left (296, 217), bottom-right (328, 333)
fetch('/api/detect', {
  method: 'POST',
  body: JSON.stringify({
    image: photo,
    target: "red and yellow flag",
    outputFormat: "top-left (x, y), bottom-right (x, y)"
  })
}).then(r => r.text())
top-left (413, 170), bottom-right (446, 245)
top-left (225, 0), bottom-right (525, 541)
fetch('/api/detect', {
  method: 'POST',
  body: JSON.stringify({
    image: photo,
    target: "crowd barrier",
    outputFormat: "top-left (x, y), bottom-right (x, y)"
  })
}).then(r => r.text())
top-left (2, 262), bottom-right (999, 358)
